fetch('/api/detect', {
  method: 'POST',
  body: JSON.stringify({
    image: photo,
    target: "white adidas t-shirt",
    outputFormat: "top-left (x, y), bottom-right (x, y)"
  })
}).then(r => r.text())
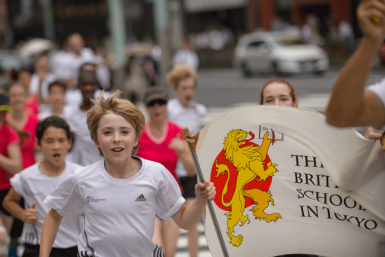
top-left (44, 158), bottom-right (185, 257)
top-left (10, 161), bottom-right (82, 248)
top-left (167, 98), bottom-right (206, 177)
top-left (62, 106), bottom-right (103, 166)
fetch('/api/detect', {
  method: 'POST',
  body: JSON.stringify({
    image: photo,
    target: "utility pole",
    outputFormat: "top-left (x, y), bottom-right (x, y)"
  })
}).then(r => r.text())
top-left (108, 0), bottom-right (126, 91)
top-left (169, 0), bottom-right (183, 52)
top-left (154, 0), bottom-right (171, 90)
top-left (42, 0), bottom-right (55, 40)
top-left (108, 0), bottom-right (126, 67)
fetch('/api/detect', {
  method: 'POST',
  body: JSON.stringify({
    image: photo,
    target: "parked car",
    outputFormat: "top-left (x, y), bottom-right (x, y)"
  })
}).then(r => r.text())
top-left (233, 31), bottom-right (329, 77)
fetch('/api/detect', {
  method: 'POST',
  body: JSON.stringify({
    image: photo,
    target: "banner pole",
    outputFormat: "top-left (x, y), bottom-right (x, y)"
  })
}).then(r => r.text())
top-left (183, 127), bottom-right (230, 257)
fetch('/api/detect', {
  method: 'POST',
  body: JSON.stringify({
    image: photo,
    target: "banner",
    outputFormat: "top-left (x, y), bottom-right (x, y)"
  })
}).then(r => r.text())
top-left (195, 106), bottom-right (385, 257)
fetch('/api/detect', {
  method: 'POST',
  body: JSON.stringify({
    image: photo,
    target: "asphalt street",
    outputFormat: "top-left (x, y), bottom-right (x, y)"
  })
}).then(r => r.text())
top-left (193, 67), bottom-right (385, 109)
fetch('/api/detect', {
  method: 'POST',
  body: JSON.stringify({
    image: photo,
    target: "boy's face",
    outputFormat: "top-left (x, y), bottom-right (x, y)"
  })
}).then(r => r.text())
top-left (48, 86), bottom-right (65, 108)
top-left (78, 76), bottom-right (97, 102)
top-left (40, 126), bottom-right (72, 167)
top-left (174, 78), bottom-right (196, 107)
top-left (95, 112), bottom-right (138, 164)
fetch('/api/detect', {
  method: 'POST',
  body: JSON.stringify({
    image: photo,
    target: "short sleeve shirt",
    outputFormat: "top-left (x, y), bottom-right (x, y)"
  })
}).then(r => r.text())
top-left (20, 114), bottom-right (40, 169)
top-left (44, 158), bottom-right (185, 257)
top-left (11, 161), bottom-right (81, 248)
top-left (0, 123), bottom-right (19, 189)
top-left (367, 78), bottom-right (385, 108)
top-left (62, 106), bottom-right (103, 166)
top-left (136, 121), bottom-right (182, 185)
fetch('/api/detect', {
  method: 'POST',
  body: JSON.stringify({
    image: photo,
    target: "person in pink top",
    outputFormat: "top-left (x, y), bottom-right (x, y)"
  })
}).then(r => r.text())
top-left (6, 82), bottom-right (40, 256)
top-left (17, 70), bottom-right (39, 115)
top-left (7, 83), bottom-right (40, 169)
top-left (136, 86), bottom-right (195, 257)
top-left (0, 92), bottom-right (22, 257)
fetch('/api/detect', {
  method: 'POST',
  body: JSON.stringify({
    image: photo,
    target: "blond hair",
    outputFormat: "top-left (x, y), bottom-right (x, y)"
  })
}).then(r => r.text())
top-left (259, 78), bottom-right (297, 105)
top-left (167, 65), bottom-right (197, 89)
top-left (87, 90), bottom-right (145, 156)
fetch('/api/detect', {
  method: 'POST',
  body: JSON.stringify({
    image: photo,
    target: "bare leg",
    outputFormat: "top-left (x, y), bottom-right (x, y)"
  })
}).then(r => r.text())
top-left (185, 198), bottom-right (198, 257)
top-left (161, 219), bottom-right (180, 257)
top-left (0, 215), bottom-right (13, 257)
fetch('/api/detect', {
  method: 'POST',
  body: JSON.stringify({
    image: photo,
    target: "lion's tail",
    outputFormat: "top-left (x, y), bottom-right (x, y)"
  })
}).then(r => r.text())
top-left (215, 160), bottom-right (232, 207)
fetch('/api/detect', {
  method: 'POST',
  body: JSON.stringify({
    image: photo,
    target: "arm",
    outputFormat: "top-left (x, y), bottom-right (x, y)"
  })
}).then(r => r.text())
top-left (0, 143), bottom-right (21, 174)
top-left (39, 209), bottom-right (63, 257)
top-left (169, 137), bottom-right (196, 176)
top-left (172, 180), bottom-right (215, 230)
top-left (36, 73), bottom-right (49, 105)
top-left (326, 0), bottom-right (385, 127)
top-left (3, 188), bottom-right (38, 223)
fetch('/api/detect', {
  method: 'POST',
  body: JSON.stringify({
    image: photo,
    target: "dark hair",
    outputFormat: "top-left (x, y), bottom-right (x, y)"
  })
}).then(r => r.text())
top-left (78, 69), bottom-right (97, 84)
top-left (36, 116), bottom-right (71, 145)
top-left (48, 81), bottom-right (67, 93)
top-left (79, 63), bottom-right (96, 72)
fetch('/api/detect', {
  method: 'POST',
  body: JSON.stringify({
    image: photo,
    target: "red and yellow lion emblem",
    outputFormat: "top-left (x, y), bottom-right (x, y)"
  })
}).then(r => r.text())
top-left (211, 129), bottom-right (282, 247)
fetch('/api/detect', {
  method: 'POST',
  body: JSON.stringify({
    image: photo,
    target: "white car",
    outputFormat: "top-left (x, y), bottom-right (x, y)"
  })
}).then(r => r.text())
top-left (233, 31), bottom-right (329, 77)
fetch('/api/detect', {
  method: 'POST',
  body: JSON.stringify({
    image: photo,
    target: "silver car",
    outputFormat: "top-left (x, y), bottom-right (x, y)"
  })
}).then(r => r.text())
top-left (233, 31), bottom-right (329, 77)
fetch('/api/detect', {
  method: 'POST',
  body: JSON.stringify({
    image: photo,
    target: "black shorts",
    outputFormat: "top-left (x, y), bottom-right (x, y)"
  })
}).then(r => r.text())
top-left (0, 188), bottom-right (11, 216)
top-left (22, 244), bottom-right (78, 257)
top-left (179, 175), bottom-right (197, 199)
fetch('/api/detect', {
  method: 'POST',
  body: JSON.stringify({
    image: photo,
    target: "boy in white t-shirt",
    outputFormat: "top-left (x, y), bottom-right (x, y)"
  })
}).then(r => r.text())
top-left (40, 91), bottom-right (216, 257)
top-left (3, 116), bottom-right (82, 257)
top-left (62, 70), bottom-right (103, 166)
top-left (167, 65), bottom-right (206, 257)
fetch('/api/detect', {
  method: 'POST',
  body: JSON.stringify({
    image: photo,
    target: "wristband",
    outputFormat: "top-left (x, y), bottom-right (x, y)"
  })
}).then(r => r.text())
top-left (0, 226), bottom-right (6, 233)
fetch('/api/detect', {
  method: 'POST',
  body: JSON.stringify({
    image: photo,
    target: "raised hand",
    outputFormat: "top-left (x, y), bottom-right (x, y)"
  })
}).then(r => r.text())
top-left (358, 0), bottom-right (385, 44)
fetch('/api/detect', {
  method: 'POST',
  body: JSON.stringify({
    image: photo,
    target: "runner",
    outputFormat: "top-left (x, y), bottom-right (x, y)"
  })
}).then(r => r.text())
top-left (40, 91), bottom-right (215, 257)
top-left (3, 116), bottom-right (81, 257)
top-left (137, 86), bottom-right (195, 257)
top-left (166, 65), bottom-right (206, 257)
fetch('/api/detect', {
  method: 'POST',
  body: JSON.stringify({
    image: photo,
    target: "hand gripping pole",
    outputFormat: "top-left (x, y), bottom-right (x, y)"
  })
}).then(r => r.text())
top-left (182, 127), bottom-right (230, 257)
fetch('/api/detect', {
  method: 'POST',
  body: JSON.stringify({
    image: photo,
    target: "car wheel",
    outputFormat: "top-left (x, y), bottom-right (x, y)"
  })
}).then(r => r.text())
top-left (271, 62), bottom-right (280, 76)
top-left (241, 62), bottom-right (252, 78)
top-left (314, 70), bottom-right (326, 76)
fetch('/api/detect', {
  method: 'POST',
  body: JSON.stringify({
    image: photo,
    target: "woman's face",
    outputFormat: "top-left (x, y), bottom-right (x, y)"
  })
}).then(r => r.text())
top-left (8, 84), bottom-right (27, 112)
top-left (146, 99), bottom-right (168, 123)
top-left (262, 82), bottom-right (297, 107)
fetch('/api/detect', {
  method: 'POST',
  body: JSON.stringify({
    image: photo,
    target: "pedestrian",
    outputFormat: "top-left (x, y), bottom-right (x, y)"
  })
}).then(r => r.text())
top-left (326, 0), bottom-right (385, 129)
top-left (259, 78), bottom-right (298, 107)
top-left (6, 83), bottom-right (39, 170)
top-left (17, 70), bottom-right (38, 116)
top-left (38, 81), bottom-right (68, 120)
top-left (259, 79), bottom-right (321, 257)
top-left (0, 92), bottom-right (21, 257)
top-left (173, 39), bottom-right (199, 70)
top-left (62, 70), bottom-right (102, 166)
top-left (166, 65), bottom-right (207, 257)
top-left (3, 116), bottom-right (81, 257)
top-left (39, 90), bottom-right (216, 257)
top-left (6, 82), bottom-right (40, 256)
top-left (29, 56), bottom-right (56, 106)
top-left (136, 86), bottom-right (196, 257)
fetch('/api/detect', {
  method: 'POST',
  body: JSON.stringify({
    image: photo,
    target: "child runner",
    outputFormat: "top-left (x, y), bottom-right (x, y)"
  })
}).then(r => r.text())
top-left (166, 65), bottom-right (206, 257)
top-left (0, 93), bottom-right (21, 257)
top-left (3, 116), bottom-right (81, 257)
top-left (40, 91), bottom-right (216, 257)
top-left (62, 70), bottom-right (103, 166)
top-left (38, 81), bottom-right (68, 120)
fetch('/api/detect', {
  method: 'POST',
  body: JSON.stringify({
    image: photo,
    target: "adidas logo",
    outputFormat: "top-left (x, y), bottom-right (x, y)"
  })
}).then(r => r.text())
top-left (135, 194), bottom-right (146, 202)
